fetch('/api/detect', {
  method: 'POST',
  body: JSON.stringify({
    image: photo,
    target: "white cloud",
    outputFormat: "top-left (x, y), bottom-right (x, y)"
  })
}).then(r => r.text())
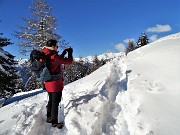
top-left (146, 24), bottom-right (172, 33)
top-left (123, 38), bottom-right (135, 44)
top-left (150, 34), bottom-right (158, 42)
top-left (115, 43), bottom-right (126, 52)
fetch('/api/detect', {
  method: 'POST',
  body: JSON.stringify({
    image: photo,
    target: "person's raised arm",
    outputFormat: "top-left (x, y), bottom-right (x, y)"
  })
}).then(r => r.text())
top-left (58, 48), bottom-right (73, 64)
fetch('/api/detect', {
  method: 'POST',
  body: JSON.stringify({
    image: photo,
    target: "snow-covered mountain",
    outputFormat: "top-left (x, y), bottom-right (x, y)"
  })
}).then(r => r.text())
top-left (0, 33), bottom-right (179, 135)
top-left (16, 58), bottom-right (29, 66)
top-left (74, 52), bottom-right (124, 63)
top-left (15, 58), bottom-right (31, 84)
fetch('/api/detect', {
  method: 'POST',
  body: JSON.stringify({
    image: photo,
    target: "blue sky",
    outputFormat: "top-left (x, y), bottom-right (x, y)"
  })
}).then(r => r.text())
top-left (0, 0), bottom-right (179, 58)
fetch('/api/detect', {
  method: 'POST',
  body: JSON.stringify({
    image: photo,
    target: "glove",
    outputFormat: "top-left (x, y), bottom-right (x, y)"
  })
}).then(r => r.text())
top-left (66, 47), bottom-right (73, 58)
top-left (68, 47), bottom-right (73, 54)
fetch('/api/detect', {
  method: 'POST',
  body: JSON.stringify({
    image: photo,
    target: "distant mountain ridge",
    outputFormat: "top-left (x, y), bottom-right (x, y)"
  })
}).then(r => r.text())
top-left (17, 52), bottom-right (125, 65)
top-left (74, 52), bottom-right (125, 63)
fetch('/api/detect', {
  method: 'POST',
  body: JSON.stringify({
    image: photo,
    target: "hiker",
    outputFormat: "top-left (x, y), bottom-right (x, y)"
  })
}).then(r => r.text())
top-left (41, 39), bottom-right (73, 128)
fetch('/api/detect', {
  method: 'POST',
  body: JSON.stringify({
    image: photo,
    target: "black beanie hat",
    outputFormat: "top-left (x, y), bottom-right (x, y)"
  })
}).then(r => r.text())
top-left (46, 39), bottom-right (57, 47)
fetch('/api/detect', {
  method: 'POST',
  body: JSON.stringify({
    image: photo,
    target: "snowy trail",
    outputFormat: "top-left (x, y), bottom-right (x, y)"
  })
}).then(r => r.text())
top-left (91, 60), bottom-right (124, 135)
top-left (30, 57), bottom-right (128, 135)
top-left (61, 57), bottom-right (128, 135)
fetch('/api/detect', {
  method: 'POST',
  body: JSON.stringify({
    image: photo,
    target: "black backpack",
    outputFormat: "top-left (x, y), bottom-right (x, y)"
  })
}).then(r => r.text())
top-left (30, 50), bottom-right (62, 82)
top-left (30, 50), bottom-right (51, 82)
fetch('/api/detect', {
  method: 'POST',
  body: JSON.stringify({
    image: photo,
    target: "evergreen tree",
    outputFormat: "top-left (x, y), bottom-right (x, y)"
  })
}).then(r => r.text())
top-left (78, 56), bottom-right (88, 77)
top-left (63, 61), bottom-right (88, 84)
top-left (0, 34), bottom-right (12, 47)
top-left (14, 0), bottom-right (68, 55)
top-left (0, 34), bottom-right (20, 98)
top-left (137, 33), bottom-right (149, 48)
top-left (100, 58), bottom-right (106, 66)
top-left (126, 40), bottom-right (135, 55)
top-left (14, 0), bottom-right (69, 91)
top-left (62, 55), bottom-right (106, 84)
top-left (137, 37), bottom-right (142, 48)
top-left (141, 33), bottom-right (149, 45)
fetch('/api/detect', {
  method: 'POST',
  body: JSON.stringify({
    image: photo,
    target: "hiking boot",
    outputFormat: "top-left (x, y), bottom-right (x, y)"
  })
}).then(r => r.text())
top-left (46, 117), bottom-right (52, 123)
top-left (52, 123), bottom-right (64, 129)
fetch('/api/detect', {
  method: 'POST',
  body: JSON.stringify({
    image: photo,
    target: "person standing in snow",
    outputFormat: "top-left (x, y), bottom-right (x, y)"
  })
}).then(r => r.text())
top-left (41, 39), bottom-right (73, 128)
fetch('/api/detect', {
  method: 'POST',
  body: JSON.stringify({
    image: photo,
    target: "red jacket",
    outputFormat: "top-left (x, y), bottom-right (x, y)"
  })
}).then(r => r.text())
top-left (41, 47), bottom-right (73, 92)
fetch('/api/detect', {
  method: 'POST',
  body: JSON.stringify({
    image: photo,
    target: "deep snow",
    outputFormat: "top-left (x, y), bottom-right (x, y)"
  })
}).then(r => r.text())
top-left (0, 33), bottom-right (180, 135)
top-left (121, 33), bottom-right (180, 135)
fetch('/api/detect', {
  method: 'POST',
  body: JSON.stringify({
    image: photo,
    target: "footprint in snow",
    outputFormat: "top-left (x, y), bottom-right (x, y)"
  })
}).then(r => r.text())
top-left (143, 80), bottom-right (163, 92)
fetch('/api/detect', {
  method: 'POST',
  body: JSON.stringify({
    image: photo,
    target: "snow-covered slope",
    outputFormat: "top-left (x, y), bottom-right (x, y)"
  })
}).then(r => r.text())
top-left (0, 33), bottom-right (179, 135)
top-left (120, 32), bottom-right (180, 135)
top-left (0, 54), bottom-right (126, 135)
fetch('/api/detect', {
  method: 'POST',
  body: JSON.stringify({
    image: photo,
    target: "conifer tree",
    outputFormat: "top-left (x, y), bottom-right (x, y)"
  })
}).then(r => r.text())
top-left (137, 37), bottom-right (142, 48)
top-left (14, 0), bottom-right (69, 91)
top-left (141, 33), bottom-right (149, 45)
top-left (14, 0), bottom-right (68, 55)
top-left (137, 33), bottom-right (149, 48)
top-left (0, 33), bottom-right (20, 98)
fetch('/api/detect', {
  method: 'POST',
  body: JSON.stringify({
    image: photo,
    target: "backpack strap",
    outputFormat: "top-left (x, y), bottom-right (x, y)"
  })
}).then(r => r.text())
top-left (51, 73), bottom-right (62, 80)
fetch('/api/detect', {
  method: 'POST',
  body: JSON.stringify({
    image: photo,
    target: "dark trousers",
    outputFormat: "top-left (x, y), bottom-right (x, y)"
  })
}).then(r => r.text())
top-left (47, 92), bottom-right (62, 124)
